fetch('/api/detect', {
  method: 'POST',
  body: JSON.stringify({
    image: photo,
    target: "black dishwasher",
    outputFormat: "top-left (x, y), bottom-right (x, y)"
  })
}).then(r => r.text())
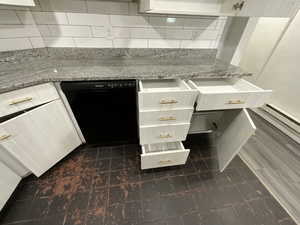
top-left (61, 80), bottom-right (138, 145)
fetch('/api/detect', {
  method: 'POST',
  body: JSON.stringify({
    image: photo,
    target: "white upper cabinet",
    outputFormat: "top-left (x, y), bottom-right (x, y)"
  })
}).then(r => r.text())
top-left (0, 0), bottom-right (35, 6)
top-left (0, 99), bottom-right (82, 177)
top-left (139, 0), bottom-right (299, 17)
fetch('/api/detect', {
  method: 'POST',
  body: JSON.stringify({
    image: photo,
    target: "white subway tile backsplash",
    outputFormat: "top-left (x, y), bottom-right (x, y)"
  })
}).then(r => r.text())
top-left (29, 37), bottom-right (45, 48)
top-left (37, 25), bottom-right (51, 36)
top-left (183, 17), bottom-right (219, 30)
top-left (110, 15), bottom-right (149, 27)
top-left (148, 39), bottom-right (181, 48)
top-left (92, 26), bottom-right (108, 38)
top-left (0, 11), bottom-right (20, 24)
top-left (113, 38), bottom-right (148, 48)
top-left (44, 37), bottom-right (75, 47)
top-left (0, 38), bottom-right (32, 51)
top-left (74, 38), bottom-right (113, 48)
top-left (39, 0), bottom-right (87, 13)
top-left (87, 1), bottom-right (129, 15)
top-left (67, 13), bottom-right (109, 26)
top-left (191, 29), bottom-right (219, 40)
top-left (0, 25), bottom-right (40, 38)
top-left (165, 29), bottom-right (193, 40)
top-left (16, 10), bottom-right (35, 24)
top-left (32, 12), bottom-right (69, 25)
top-left (148, 16), bottom-right (184, 29)
top-left (48, 25), bottom-right (92, 37)
top-left (181, 40), bottom-right (212, 49)
top-left (113, 27), bottom-right (165, 39)
top-left (0, 2), bottom-right (227, 52)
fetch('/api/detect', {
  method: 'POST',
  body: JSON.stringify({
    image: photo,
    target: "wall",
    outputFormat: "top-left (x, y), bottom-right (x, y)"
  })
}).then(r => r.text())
top-left (0, 0), bottom-right (227, 52)
top-left (239, 17), bottom-right (289, 83)
top-left (254, 10), bottom-right (300, 122)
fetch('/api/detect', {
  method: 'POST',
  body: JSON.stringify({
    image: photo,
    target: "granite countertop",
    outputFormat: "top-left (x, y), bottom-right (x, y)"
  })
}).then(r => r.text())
top-left (0, 48), bottom-right (251, 93)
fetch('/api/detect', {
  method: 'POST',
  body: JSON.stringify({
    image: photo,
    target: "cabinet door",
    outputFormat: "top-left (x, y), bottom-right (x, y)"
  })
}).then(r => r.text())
top-left (0, 161), bottom-right (21, 210)
top-left (0, 0), bottom-right (35, 6)
top-left (216, 109), bottom-right (256, 172)
top-left (0, 100), bottom-right (82, 177)
top-left (238, 0), bottom-right (299, 17)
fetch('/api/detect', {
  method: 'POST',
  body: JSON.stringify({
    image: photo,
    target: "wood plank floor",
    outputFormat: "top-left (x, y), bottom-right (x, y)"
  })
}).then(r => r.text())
top-left (240, 111), bottom-right (300, 224)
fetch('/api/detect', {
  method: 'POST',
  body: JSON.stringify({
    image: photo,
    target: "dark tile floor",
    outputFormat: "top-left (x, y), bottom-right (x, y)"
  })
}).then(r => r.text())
top-left (0, 134), bottom-right (296, 225)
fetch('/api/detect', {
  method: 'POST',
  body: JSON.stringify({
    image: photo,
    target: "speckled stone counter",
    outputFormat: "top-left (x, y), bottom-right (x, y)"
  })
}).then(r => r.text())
top-left (0, 48), bottom-right (251, 93)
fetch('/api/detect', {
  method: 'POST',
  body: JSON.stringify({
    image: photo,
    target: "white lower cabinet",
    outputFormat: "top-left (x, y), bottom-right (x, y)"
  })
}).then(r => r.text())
top-left (138, 79), bottom-right (196, 169)
top-left (214, 108), bottom-right (256, 171)
top-left (188, 78), bottom-right (272, 111)
top-left (141, 142), bottom-right (190, 170)
top-left (139, 78), bottom-right (269, 171)
top-left (0, 99), bottom-right (82, 177)
top-left (0, 161), bottom-right (21, 210)
top-left (139, 108), bottom-right (193, 126)
top-left (139, 123), bottom-right (190, 145)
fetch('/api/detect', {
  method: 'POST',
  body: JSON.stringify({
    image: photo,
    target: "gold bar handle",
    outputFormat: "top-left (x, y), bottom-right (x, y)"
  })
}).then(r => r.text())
top-left (0, 134), bottom-right (11, 141)
top-left (159, 134), bottom-right (172, 139)
top-left (227, 100), bottom-right (245, 105)
top-left (159, 160), bottom-right (173, 165)
top-left (9, 97), bottom-right (33, 105)
top-left (159, 116), bottom-right (176, 121)
top-left (160, 100), bottom-right (178, 105)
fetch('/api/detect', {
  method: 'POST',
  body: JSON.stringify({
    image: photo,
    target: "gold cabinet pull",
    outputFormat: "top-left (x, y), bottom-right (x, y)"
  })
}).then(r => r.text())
top-left (159, 160), bottom-right (173, 165)
top-left (9, 97), bottom-right (33, 105)
top-left (0, 134), bottom-right (11, 141)
top-left (159, 134), bottom-right (172, 139)
top-left (160, 100), bottom-right (178, 104)
top-left (159, 116), bottom-right (176, 121)
top-left (227, 100), bottom-right (245, 105)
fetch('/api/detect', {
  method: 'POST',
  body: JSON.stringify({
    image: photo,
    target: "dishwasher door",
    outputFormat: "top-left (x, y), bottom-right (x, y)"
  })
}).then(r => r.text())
top-left (61, 80), bottom-right (139, 145)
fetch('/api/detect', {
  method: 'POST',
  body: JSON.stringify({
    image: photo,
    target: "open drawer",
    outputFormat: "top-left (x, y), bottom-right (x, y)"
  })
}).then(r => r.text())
top-left (141, 142), bottom-right (190, 169)
top-left (188, 78), bottom-right (272, 111)
top-left (138, 79), bottom-right (198, 111)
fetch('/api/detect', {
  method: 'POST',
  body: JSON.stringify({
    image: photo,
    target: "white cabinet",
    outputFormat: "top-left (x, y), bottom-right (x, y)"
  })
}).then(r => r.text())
top-left (139, 0), bottom-right (299, 17)
top-left (138, 79), bottom-right (197, 111)
top-left (0, 83), bottom-right (59, 118)
top-left (0, 99), bottom-right (82, 177)
top-left (138, 79), bottom-right (197, 169)
top-left (0, 161), bottom-right (21, 210)
top-left (188, 77), bottom-right (270, 172)
top-left (235, 0), bottom-right (299, 17)
top-left (214, 109), bottom-right (256, 171)
top-left (0, 0), bottom-right (35, 6)
top-left (140, 123), bottom-right (191, 144)
top-left (188, 78), bottom-right (272, 111)
top-left (141, 142), bottom-right (190, 169)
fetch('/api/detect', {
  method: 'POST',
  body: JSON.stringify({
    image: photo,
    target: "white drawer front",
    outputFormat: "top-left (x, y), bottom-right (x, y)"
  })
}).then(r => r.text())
top-left (139, 91), bottom-right (197, 111)
top-left (141, 142), bottom-right (190, 169)
top-left (139, 123), bottom-right (190, 145)
top-left (138, 79), bottom-right (198, 111)
top-left (0, 83), bottom-right (59, 117)
top-left (139, 108), bottom-right (193, 126)
top-left (188, 79), bottom-right (272, 111)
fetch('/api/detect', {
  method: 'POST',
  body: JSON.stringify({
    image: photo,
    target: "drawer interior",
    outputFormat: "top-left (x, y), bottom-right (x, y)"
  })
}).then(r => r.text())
top-left (140, 79), bottom-right (190, 92)
top-left (189, 111), bottom-right (223, 134)
top-left (143, 141), bottom-right (184, 153)
top-left (191, 78), bottom-right (264, 94)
